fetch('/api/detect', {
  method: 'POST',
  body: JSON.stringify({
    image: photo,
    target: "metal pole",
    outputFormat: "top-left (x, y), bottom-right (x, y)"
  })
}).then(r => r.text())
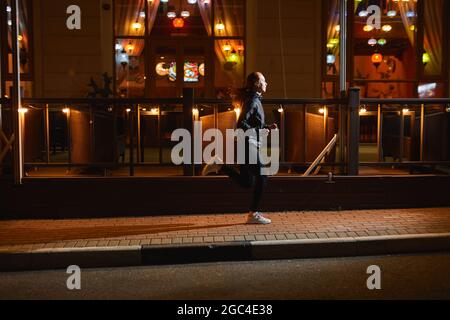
top-left (339, 0), bottom-right (348, 174)
top-left (377, 104), bottom-right (383, 162)
top-left (11, 0), bottom-right (23, 184)
top-left (67, 107), bottom-right (71, 173)
top-left (420, 103), bottom-right (425, 161)
top-left (303, 104), bottom-right (307, 164)
top-left (158, 106), bottom-right (162, 164)
top-left (280, 105), bottom-right (285, 163)
top-left (339, 0), bottom-right (347, 96)
top-left (45, 104), bottom-right (50, 163)
top-left (399, 109), bottom-right (405, 163)
top-left (347, 87), bottom-right (360, 176)
top-left (137, 104), bottom-right (141, 164)
top-left (129, 105), bottom-right (135, 176)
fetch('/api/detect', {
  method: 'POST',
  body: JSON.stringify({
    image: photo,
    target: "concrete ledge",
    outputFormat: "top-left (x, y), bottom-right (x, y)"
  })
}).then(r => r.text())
top-left (1, 234), bottom-right (450, 272)
top-left (0, 246), bottom-right (142, 272)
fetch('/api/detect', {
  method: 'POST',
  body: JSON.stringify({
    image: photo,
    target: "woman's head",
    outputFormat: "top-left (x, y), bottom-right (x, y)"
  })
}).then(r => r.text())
top-left (246, 72), bottom-right (268, 94)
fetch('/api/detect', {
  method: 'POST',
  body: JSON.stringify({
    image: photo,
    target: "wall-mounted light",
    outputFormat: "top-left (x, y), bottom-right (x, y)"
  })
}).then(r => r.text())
top-left (18, 108), bottom-right (28, 114)
top-left (132, 22), bottom-right (142, 31)
top-left (422, 52), bottom-right (430, 66)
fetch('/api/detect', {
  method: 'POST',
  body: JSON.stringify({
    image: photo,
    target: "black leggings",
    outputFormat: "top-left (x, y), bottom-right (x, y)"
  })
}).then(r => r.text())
top-left (222, 140), bottom-right (267, 212)
top-left (223, 165), bottom-right (267, 212)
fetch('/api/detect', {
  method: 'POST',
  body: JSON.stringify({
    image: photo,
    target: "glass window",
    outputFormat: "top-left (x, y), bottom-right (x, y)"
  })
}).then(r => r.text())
top-left (325, 0), bottom-right (340, 76)
top-left (114, 0), bottom-right (145, 36)
top-left (214, 0), bottom-right (244, 37)
top-left (7, 0), bottom-right (32, 75)
top-left (353, 0), bottom-right (418, 84)
top-left (115, 39), bottom-right (146, 98)
top-left (423, 0), bottom-right (444, 77)
top-left (214, 39), bottom-right (244, 95)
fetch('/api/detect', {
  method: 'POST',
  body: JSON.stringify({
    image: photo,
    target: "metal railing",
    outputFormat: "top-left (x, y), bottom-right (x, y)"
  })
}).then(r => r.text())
top-left (1, 88), bottom-right (450, 180)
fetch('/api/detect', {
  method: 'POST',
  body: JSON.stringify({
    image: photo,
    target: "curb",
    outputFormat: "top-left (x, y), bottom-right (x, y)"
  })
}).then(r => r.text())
top-left (1, 233), bottom-right (450, 272)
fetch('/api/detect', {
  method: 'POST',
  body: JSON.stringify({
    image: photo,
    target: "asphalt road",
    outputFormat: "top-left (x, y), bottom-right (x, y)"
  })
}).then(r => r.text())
top-left (0, 253), bottom-right (449, 300)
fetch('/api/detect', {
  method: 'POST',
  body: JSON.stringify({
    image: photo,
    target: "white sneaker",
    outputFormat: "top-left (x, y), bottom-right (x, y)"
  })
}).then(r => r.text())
top-left (246, 212), bottom-right (272, 225)
top-left (201, 156), bottom-right (224, 176)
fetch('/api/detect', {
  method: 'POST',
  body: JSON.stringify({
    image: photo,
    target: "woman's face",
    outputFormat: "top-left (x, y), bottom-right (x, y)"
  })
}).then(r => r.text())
top-left (258, 75), bottom-right (268, 94)
top-left (254, 74), bottom-right (268, 94)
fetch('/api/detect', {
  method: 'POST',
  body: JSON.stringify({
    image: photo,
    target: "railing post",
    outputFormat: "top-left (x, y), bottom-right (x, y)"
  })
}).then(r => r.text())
top-left (183, 88), bottom-right (195, 176)
top-left (11, 0), bottom-right (23, 184)
top-left (45, 104), bottom-right (50, 164)
top-left (129, 105), bottom-right (135, 176)
top-left (347, 87), bottom-right (360, 176)
top-left (420, 103), bottom-right (425, 161)
top-left (377, 104), bottom-right (383, 162)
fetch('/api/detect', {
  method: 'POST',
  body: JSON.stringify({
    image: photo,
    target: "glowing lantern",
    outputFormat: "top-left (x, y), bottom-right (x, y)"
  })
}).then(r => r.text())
top-left (132, 22), bottom-right (142, 31)
top-left (228, 50), bottom-right (239, 64)
top-left (382, 25), bottom-right (392, 32)
top-left (378, 38), bottom-right (387, 46)
top-left (422, 52), bottom-right (430, 66)
top-left (222, 43), bottom-right (232, 52)
top-left (368, 38), bottom-right (377, 46)
top-left (173, 18), bottom-right (184, 28)
top-left (216, 21), bottom-right (225, 32)
top-left (371, 53), bottom-right (383, 69)
top-left (126, 42), bottom-right (134, 52)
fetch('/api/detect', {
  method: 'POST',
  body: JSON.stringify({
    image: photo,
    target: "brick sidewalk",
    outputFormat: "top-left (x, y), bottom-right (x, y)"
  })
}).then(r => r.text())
top-left (1, 208), bottom-right (450, 253)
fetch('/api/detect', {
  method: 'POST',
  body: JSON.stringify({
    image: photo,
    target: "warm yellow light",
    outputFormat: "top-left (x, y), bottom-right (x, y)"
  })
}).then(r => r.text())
top-left (132, 22), bottom-right (142, 30)
top-left (126, 43), bottom-right (134, 52)
top-left (215, 22), bottom-right (225, 31)
top-left (18, 108), bottom-right (28, 114)
top-left (222, 43), bottom-right (232, 52)
top-left (319, 108), bottom-right (325, 114)
top-left (402, 108), bottom-right (410, 114)
top-left (359, 107), bottom-right (367, 115)
top-left (151, 108), bottom-right (159, 115)
top-left (234, 107), bottom-right (241, 117)
top-left (382, 25), bottom-right (392, 32)
top-left (192, 108), bottom-right (199, 116)
top-left (126, 108), bottom-right (131, 113)
top-left (62, 108), bottom-right (70, 114)
top-left (17, 35), bottom-right (23, 41)
top-left (278, 106), bottom-right (284, 113)
top-left (363, 25), bottom-right (374, 32)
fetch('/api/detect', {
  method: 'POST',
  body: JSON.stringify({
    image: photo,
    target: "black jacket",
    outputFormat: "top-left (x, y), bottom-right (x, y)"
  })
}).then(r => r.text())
top-left (237, 90), bottom-right (268, 131)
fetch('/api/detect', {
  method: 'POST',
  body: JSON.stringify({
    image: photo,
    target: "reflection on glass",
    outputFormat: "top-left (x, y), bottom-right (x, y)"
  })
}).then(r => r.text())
top-left (214, 0), bottom-right (244, 37)
top-left (115, 0), bottom-right (146, 36)
top-left (214, 39), bottom-right (244, 95)
top-left (423, 0), bottom-right (444, 76)
top-left (115, 39), bottom-right (145, 98)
